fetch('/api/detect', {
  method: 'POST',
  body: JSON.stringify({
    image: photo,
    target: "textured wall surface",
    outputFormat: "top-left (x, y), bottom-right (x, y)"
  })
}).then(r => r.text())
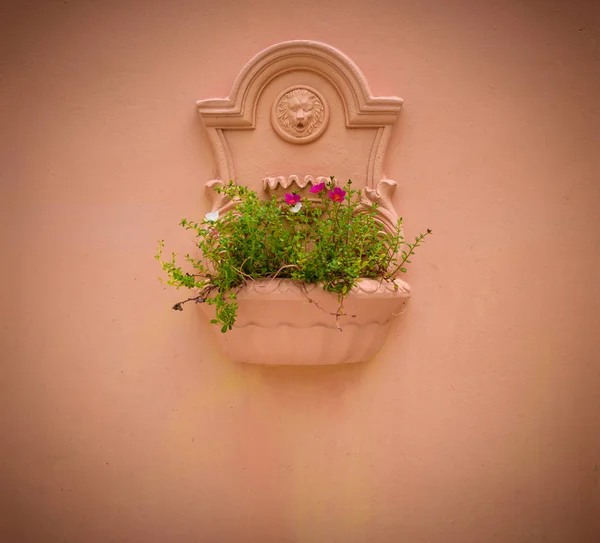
top-left (1, 0), bottom-right (599, 542)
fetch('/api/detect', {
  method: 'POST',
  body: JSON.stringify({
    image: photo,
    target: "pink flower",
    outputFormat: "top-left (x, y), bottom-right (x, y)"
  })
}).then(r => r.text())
top-left (328, 187), bottom-right (346, 202)
top-left (284, 193), bottom-right (301, 205)
top-left (309, 182), bottom-right (326, 194)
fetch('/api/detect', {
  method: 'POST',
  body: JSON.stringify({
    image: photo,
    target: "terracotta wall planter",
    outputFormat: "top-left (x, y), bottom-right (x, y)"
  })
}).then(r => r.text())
top-left (200, 279), bottom-right (411, 365)
top-left (195, 41), bottom-right (414, 365)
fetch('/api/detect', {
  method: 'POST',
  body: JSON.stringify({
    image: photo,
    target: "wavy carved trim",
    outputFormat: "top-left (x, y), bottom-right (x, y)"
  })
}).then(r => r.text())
top-left (262, 175), bottom-right (331, 190)
top-left (236, 278), bottom-right (411, 297)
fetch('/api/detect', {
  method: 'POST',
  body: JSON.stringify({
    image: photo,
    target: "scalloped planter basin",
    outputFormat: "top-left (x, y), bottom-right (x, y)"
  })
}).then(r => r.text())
top-left (200, 279), bottom-right (411, 365)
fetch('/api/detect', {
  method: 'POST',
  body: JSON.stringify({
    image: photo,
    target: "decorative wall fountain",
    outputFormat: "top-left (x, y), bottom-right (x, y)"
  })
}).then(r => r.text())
top-left (195, 40), bottom-right (412, 365)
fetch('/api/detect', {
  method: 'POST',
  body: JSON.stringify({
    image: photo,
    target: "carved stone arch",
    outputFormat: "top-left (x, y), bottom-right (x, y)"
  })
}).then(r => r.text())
top-left (196, 40), bottom-right (403, 190)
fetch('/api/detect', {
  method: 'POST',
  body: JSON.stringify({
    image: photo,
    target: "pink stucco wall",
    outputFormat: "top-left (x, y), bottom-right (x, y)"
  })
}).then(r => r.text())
top-left (2, 1), bottom-right (599, 542)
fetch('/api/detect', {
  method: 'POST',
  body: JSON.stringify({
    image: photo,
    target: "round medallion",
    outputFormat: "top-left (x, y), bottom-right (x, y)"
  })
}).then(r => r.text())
top-left (271, 86), bottom-right (329, 144)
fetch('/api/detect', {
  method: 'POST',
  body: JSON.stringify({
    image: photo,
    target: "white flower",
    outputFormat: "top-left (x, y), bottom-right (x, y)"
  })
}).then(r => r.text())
top-left (204, 210), bottom-right (219, 222)
top-left (290, 202), bottom-right (302, 213)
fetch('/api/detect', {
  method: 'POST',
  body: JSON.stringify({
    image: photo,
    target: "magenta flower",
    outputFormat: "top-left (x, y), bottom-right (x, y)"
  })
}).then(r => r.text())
top-left (284, 193), bottom-right (301, 205)
top-left (309, 182), bottom-right (326, 194)
top-left (328, 187), bottom-right (346, 202)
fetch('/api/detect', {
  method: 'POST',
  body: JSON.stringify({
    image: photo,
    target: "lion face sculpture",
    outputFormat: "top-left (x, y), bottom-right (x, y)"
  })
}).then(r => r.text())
top-left (275, 88), bottom-right (325, 138)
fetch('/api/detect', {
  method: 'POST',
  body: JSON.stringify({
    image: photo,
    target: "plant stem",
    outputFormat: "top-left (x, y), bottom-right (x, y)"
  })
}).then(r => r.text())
top-left (269, 264), bottom-right (300, 281)
top-left (384, 230), bottom-right (432, 279)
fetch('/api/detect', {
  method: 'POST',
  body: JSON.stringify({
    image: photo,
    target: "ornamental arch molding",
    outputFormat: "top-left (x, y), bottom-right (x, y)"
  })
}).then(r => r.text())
top-left (196, 40), bottom-right (404, 199)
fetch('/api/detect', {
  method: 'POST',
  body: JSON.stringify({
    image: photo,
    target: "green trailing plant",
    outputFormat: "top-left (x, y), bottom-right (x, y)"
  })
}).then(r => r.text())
top-left (156, 178), bottom-right (431, 333)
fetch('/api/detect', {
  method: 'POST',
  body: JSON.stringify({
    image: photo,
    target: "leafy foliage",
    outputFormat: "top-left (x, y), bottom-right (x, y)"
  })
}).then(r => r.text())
top-left (156, 178), bottom-right (431, 332)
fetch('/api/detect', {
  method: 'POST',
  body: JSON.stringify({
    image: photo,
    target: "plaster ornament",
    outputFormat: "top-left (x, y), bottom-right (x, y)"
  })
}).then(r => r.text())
top-left (271, 86), bottom-right (329, 144)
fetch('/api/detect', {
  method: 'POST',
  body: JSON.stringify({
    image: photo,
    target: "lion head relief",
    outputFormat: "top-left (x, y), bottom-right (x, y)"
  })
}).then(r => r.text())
top-left (272, 87), bottom-right (328, 142)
